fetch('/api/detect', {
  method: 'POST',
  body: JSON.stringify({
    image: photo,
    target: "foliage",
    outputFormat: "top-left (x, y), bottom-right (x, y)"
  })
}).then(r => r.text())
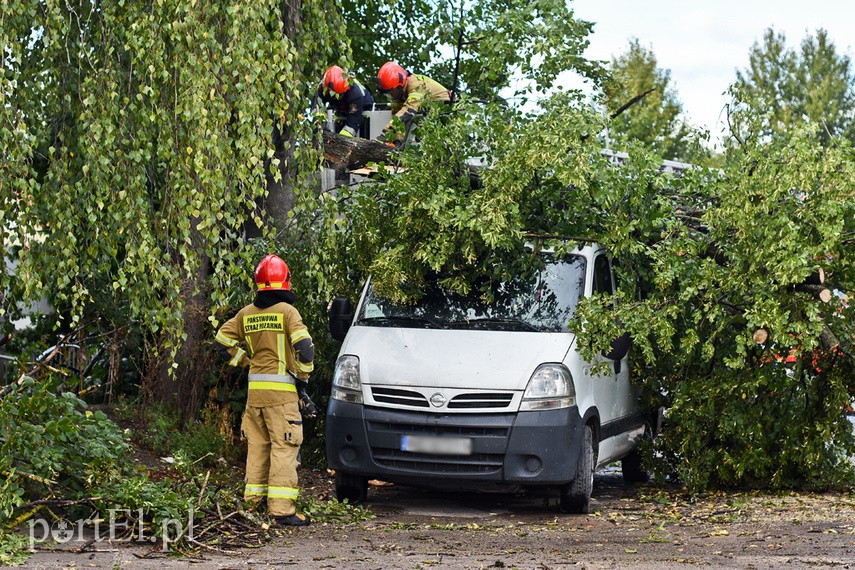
top-left (0, 377), bottom-right (131, 520)
top-left (730, 28), bottom-right (855, 146)
top-left (658, 359), bottom-right (855, 490)
top-left (299, 493), bottom-right (375, 524)
top-left (602, 38), bottom-right (708, 163)
top-left (338, 0), bottom-right (434, 86)
top-left (2, 0), bottom-right (853, 500)
top-left (343, 0), bottom-right (604, 104)
top-left (0, 531), bottom-right (28, 566)
top-left (115, 399), bottom-right (231, 470)
top-left (0, 376), bottom-right (199, 560)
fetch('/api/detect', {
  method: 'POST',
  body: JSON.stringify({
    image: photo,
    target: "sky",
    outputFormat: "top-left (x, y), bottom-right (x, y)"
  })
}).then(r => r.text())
top-left (564, 0), bottom-right (855, 146)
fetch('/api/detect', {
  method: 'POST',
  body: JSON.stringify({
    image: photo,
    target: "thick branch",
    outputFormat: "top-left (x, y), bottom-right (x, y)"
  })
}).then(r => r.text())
top-left (322, 131), bottom-right (395, 171)
top-left (792, 283), bottom-right (832, 303)
top-left (819, 327), bottom-right (840, 351)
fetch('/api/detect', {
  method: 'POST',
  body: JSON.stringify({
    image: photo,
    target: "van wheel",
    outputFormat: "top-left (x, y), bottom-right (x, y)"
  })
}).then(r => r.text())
top-left (622, 425), bottom-right (651, 483)
top-left (335, 471), bottom-right (368, 504)
top-left (560, 425), bottom-right (594, 514)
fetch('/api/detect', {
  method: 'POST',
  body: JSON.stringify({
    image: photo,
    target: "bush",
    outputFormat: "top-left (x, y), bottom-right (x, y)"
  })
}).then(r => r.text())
top-left (0, 377), bottom-right (195, 542)
top-left (114, 398), bottom-right (231, 469)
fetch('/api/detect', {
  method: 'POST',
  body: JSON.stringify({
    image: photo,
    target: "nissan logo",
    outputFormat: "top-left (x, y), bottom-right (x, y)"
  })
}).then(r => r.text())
top-left (429, 393), bottom-right (447, 408)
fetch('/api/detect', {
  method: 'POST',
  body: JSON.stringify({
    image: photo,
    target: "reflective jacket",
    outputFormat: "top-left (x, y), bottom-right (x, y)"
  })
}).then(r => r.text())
top-left (391, 74), bottom-right (450, 119)
top-left (215, 302), bottom-right (314, 406)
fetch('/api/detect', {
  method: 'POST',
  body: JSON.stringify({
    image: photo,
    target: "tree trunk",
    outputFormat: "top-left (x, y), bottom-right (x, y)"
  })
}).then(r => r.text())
top-left (141, 218), bottom-right (212, 421)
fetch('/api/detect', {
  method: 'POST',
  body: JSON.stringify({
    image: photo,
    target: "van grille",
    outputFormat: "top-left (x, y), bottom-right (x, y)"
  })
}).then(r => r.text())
top-left (371, 387), bottom-right (429, 407)
top-left (370, 388), bottom-right (515, 410)
top-left (371, 449), bottom-right (504, 473)
top-left (448, 392), bottom-right (513, 409)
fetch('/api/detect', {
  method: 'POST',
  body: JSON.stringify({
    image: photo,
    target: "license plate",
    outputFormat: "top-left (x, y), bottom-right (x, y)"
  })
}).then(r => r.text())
top-left (401, 434), bottom-right (473, 455)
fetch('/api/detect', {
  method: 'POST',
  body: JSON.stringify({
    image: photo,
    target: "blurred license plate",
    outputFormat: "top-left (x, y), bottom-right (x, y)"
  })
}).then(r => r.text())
top-left (401, 435), bottom-right (472, 455)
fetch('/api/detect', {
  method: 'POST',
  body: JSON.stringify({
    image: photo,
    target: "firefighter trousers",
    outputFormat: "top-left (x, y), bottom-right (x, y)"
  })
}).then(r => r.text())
top-left (241, 402), bottom-right (303, 516)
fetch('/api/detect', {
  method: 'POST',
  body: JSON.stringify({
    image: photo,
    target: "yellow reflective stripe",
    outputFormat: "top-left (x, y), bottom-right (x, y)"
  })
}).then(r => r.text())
top-left (245, 484), bottom-right (268, 496)
top-left (257, 282), bottom-right (288, 290)
top-left (248, 374), bottom-right (294, 383)
top-left (278, 333), bottom-right (287, 376)
top-left (296, 360), bottom-right (314, 373)
top-left (248, 381), bottom-right (297, 392)
top-left (229, 347), bottom-right (246, 366)
top-left (407, 91), bottom-right (426, 105)
top-left (215, 332), bottom-right (238, 347)
top-left (290, 329), bottom-right (310, 343)
top-left (267, 486), bottom-right (299, 499)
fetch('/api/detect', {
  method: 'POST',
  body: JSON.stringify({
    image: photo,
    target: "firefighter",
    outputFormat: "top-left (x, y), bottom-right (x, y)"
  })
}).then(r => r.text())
top-left (215, 254), bottom-right (314, 527)
top-left (375, 61), bottom-right (451, 140)
top-left (312, 65), bottom-right (375, 137)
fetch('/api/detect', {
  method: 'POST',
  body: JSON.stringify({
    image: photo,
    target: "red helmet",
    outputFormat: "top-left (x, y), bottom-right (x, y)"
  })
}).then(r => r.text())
top-left (323, 65), bottom-right (349, 94)
top-left (254, 255), bottom-right (291, 291)
top-left (377, 61), bottom-right (407, 92)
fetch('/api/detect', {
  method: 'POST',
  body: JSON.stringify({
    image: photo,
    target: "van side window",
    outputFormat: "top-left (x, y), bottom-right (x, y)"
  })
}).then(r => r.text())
top-left (593, 255), bottom-right (613, 295)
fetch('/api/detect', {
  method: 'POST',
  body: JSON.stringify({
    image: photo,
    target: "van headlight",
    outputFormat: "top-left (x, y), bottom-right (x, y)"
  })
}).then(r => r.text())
top-left (520, 364), bottom-right (575, 410)
top-left (331, 355), bottom-right (363, 404)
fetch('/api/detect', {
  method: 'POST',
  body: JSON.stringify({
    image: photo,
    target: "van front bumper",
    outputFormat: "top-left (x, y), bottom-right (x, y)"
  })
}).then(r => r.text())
top-left (325, 400), bottom-right (585, 486)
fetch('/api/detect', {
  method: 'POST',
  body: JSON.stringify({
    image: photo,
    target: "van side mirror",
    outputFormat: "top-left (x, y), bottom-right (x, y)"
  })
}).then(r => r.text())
top-left (602, 331), bottom-right (631, 362)
top-left (329, 297), bottom-right (354, 342)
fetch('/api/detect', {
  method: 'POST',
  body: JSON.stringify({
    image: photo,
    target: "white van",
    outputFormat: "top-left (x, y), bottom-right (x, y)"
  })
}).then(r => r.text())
top-left (326, 242), bottom-right (652, 513)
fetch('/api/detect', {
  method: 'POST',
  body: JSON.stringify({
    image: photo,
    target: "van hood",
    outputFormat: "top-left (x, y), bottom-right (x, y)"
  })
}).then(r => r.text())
top-left (340, 326), bottom-right (575, 391)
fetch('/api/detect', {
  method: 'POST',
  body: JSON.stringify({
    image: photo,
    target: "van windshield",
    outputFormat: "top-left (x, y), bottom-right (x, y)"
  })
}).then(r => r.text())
top-left (357, 254), bottom-right (586, 332)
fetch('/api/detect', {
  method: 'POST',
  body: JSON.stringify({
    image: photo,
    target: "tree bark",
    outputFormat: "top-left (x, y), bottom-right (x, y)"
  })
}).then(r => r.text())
top-left (322, 130), bottom-right (395, 171)
top-left (819, 326), bottom-right (840, 351)
top-left (793, 284), bottom-right (833, 303)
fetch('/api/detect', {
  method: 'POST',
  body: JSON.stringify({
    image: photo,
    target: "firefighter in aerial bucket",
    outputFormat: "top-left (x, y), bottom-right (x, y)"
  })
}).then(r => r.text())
top-left (374, 61), bottom-right (451, 142)
top-left (215, 254), bottom-right (314, 527)
top-left (312, 64), bottom-right (375, 138)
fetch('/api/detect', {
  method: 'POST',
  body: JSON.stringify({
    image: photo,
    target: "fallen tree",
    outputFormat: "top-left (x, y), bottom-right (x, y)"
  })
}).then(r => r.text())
top-left (314, 96), bottom-right (854, 491)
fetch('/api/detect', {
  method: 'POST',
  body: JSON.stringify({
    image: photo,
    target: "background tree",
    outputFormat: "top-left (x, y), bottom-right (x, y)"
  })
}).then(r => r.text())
top-left (730, 27), bottom-right (855, 145)
top-left (338, 0), bottom-right (434, 87)
top-left (602, 38), bottom-right (706, 162)
top-left (1, 0), bottom-right (347, 418)
top-left (342, 0), bottom-right (604, 104)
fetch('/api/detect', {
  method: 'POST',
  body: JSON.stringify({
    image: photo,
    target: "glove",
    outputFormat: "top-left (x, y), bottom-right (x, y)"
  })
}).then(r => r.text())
top-left (375, 133), bottom-right (396, 148)
top-left (400, 108), bottom-right (417, 128)
top-left (296, 380), bottom-right (318, 419)
top-left (340, 126), bottom-right (356, 137)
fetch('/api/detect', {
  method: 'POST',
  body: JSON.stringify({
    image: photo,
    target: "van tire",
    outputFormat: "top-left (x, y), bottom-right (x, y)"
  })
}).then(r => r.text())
top-left (560, 424), bottom-right (594, 514)
top-left (335, 471), bottom-right (368, 504)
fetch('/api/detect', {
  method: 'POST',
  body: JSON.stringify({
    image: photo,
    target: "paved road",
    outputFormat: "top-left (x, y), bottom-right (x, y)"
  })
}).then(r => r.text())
top-left (23, 469), bottom-right (855, 569)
